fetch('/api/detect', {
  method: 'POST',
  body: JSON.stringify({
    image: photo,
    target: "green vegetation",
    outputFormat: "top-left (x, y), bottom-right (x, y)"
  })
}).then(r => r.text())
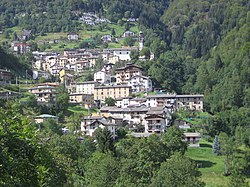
top-left (68, 105), bottom-right (98, 115)
top-left (186, 140), bottom-right (228, 187)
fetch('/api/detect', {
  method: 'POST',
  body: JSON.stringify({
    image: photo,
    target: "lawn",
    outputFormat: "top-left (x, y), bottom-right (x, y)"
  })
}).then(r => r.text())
top-left (186, 139), bottom-right (229, 187)
top-left (68, 105), bottom-right (98, 115)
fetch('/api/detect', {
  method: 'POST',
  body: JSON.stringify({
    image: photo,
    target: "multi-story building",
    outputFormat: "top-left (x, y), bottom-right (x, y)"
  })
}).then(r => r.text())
top-left (29, 83), bottom-right (58, 103)
top-left (100, 106), bottom-right (148, 127)
top-left (81, 116), bottom-right (123, 138)
top-left (115, 63), bottom-right (143, 84)
top-left (146, 94), bottom-right (204, 111)
top-left (76, 81), bottom-right (100, 94)
top-left (128, 75), bottom-right (152, 93)
top-left (145, 106), bottom-right (171, 133)
top-left (0, 69), bottom-right (12, 84)
top-left (94, 71), bottom-right (111, 84)
top-left (69, 93), bottom-right (94, 108)
top-left (103, 47), bottom-right (138, 61)
top-left (94, 85), bottom-right (132, 101)
top-left (176, 95), bottom-right (204, 111)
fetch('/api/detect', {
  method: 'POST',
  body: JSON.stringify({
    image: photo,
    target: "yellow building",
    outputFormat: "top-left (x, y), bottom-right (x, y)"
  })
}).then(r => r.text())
top-left (94, 85), bottom-right (132, 101)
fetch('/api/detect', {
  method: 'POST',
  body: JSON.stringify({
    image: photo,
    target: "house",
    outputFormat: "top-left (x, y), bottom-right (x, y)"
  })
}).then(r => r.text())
top-left (122, 30), bottom-right (135, 38)
top-left (0, 69), bottom-right (12, 84)
top-left (69, 93), bottom-right (94, 108)
top-left (184, 132), bottom-right (201, 147)
top-left (146, 94), bottom-right (204, 111)
top-left (100, 106), bottom-right (148, 128)
top-left (76, 81), bottom-right (100, 95)
top-left (12, 42), bottom-right (30, 54)
top-left (103, 47), bottom-right (138, 61)
top-left (94, 85), bottom-right (132, 102)
top-left (94, 71), bottom-right (111, 84)
top-left (176, 95), bottom-right (204, 111)
top-left (116, 96), bottom-right (133, 108)
top-left (20, 29), bottom-right (32, 41)
top-left (67, 33), bottom-right (79, 41)
top-left (59, 69), bottom-right (75, 86)
top-left (81, 116), bottom-right (121, 138)
top-left (101, 35), bottom-right (112, 42)
top-left (146, 94), bottom-right (176, 109)
top-left (145, 106), bottom-right (171, 133)
top-left (175, 120), bottom-right (192, 129)
top-left (128, 75), bottom-right (153, 93)
top-left (28, 84), bottom-right (58, 103)
top-left (33, 114), bottom-right (58, 124)
top-left (115, 63), bottom-right (143, 84)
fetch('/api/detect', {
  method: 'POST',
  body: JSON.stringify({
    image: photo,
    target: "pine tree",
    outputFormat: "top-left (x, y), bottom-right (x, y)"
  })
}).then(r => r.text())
top-left (213, 135), bottom-right (220, 155)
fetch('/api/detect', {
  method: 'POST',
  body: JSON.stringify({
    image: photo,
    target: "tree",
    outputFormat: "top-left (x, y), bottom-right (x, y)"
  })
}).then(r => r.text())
top-left (229, 157), bottom-right (248, 187)
top-left (55, 86), bottom-right (69, 115)
top-left (219, 132), bottom-right (235, 176)
top-left (151, 152), bottom-right (205, 187)
top-left (105, 97), bottom-right (116, 106)
top-left (123, 36), bottom-right (134, 46)
top-left (111, 28), bottom-right (116, 36)
top-left (212, 135), bottom-right (220, 155)
top-left (162, 126), bottom-right (187, 157)
top-left (140, 47), bottom-right (151, 59)
top-left (95, 127), bottom-right (115, 154)
top-left (130, 49), bottom-right (139, 62)
top-left (84, 152), bottom-right (119, 187)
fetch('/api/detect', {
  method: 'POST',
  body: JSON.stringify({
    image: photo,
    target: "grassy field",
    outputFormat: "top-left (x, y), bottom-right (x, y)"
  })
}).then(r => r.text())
top-left (186, 140), bottom-right (229, 187)
top-left (1, 22), bottom-right (139, 51)
top-left (68, 105), bottom-right (98, 115)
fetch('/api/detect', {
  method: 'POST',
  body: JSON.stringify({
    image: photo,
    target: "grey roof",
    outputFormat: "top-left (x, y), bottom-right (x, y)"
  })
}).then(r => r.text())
top-left (146, 94), bottom-right (176, 98)
top-left (100, 106), bottom-right (149, 113)
top-left (107, 115), bottom-right (123, 120)
top-left (176, 95), bottom-right (204, 98)
top-left (130, 132), bottom-right (153, 138)
top-left (36, 114), bottom-right (58, 118)
top-left (83, 116), bottom-right (103, 120)
top-left (184, 132), bottom-right (201, 137)
top-left (76, 81), bottom-right (100, 85)
top-left (131, 97), bottom-right (146, 102)
top-left (95, 85), bottom-right (131, 89)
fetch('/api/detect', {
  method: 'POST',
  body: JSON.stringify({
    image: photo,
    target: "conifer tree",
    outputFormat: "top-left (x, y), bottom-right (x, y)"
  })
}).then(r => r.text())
top-left (213, 135), bottom-right (220, 155)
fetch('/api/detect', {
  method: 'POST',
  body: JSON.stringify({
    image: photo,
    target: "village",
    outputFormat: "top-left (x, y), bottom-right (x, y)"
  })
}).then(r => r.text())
top-left (0, 29), bottom-right (203, 147)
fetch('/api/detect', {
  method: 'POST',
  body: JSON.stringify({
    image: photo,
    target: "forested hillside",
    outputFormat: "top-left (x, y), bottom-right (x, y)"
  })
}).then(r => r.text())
top-left (1, 0), bottom-right (249, 127)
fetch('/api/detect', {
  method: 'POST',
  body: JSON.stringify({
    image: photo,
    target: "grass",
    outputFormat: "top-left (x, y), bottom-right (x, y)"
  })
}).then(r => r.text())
top-left (186, 139), bottom-right (229, 187)
top-left (68, 105), bottom-right (98, 115)
top-left (1, 22), bottom-right (139, 51)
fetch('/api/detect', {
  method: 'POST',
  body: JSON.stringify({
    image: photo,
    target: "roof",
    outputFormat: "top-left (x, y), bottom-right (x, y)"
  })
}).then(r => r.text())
top-left (131, 97), bottom-right (146, 102)
top-left (184, 132), bottom-right (201, 137)
top-left (76, 81), bottom-right (100, 85)
top-left (36, 114), bottom-right (58, 118)
top-left (176, 95), bottom-right (204, 98)
top-left (115, 64), bottom-right (143, 71)
top-left (107, 115), bottom-right (123, 120)
top-left (146, 94), bottom-right (177, 98)
top-left (83, 116), bottom-right (103, 120)
top-left (130, 132), bottom-right (153, 138)
top-left (95, 85), bottom-right (131, 89)
top-left (130, 75), bottom-right (150, 80)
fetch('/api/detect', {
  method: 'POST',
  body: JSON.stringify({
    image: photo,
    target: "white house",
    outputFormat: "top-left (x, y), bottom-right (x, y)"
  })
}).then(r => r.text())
top-left (67, 33), bottom-right (79, 41)
top-left (122, 30), bottom-right (135, 38)
top-left (128, 75), bottom-right (153, 93)
top-left (94, 71), bottom-right (111, 84)
top-left (81, 116), bottom-right (122, 138)
top-left (144, 106), bottom-right (171, 133)
top-left (101, 35), bottom-right (112, 42)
